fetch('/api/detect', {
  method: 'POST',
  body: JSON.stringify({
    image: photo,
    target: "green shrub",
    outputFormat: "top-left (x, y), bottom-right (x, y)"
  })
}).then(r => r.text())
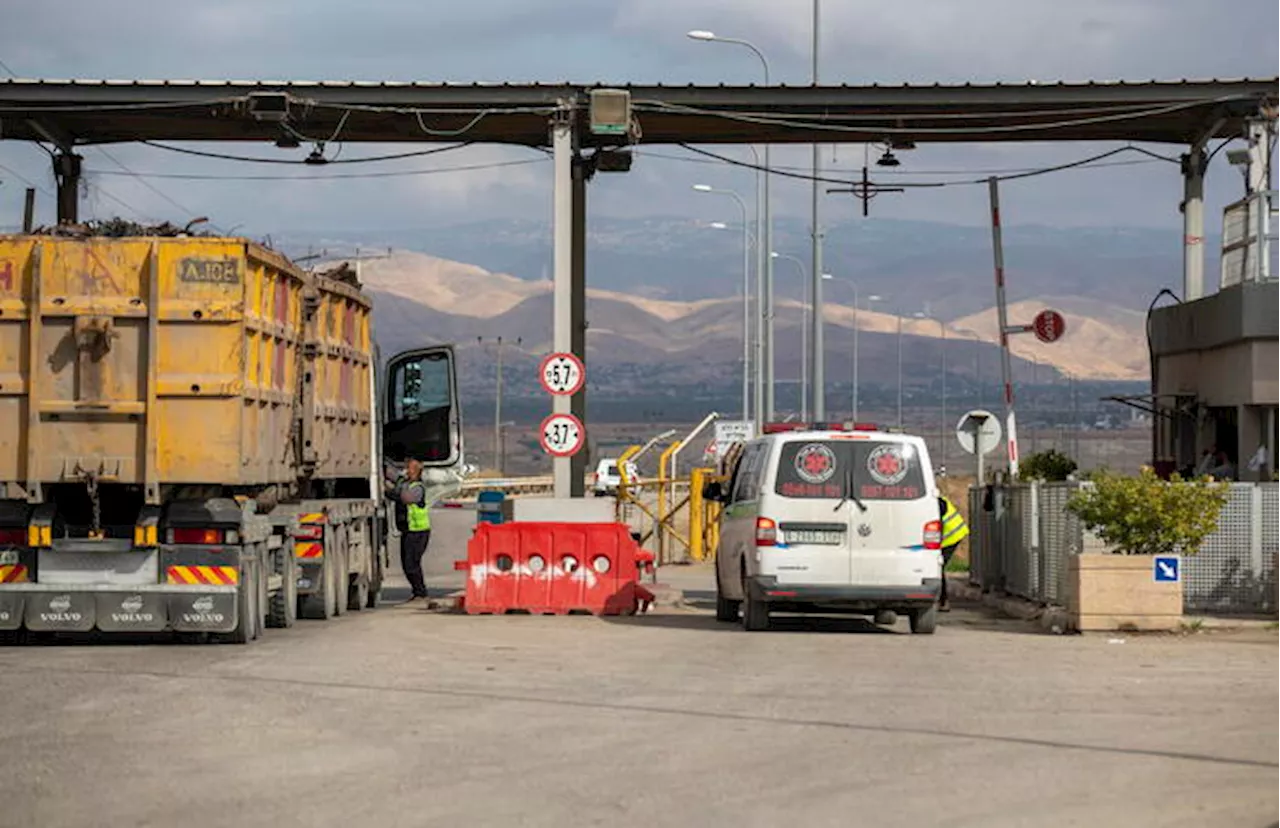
top-left (1065, 467), bottom-right (1230, 555)
top-left (1018, 449), bottom-right (1078, 481)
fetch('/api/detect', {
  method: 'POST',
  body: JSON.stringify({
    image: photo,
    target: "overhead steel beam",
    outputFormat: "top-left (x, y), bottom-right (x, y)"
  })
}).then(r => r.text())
top-left (0, 78), bottom-right (1273, 147)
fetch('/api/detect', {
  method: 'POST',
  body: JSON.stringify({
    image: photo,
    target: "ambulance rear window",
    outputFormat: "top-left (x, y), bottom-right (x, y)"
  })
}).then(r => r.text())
top-left (773, 439), bottom-right (926, 500)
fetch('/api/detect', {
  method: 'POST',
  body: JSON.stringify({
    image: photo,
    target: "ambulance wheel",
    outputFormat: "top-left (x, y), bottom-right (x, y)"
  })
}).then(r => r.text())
top-left (714, 567), bottom-right (740, 622)
top-left (910, 604), bottom-right (938, 635)
top-left (740, 569), bottom-right (769, 632)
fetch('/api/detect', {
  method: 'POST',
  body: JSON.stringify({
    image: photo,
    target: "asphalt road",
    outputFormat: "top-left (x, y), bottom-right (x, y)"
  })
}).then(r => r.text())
top-left (1, 509), bottom-right (1276, 828)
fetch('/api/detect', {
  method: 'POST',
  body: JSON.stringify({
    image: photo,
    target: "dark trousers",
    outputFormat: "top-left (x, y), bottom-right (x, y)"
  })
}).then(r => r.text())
top-left (940, 544), bottom-right (959, 605)
top-left (401, 529), bottom-right (430, 598)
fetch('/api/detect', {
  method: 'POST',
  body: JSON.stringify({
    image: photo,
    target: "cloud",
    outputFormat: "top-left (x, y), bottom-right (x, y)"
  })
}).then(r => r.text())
top-left (0, 0), bottom-right (1274, 237)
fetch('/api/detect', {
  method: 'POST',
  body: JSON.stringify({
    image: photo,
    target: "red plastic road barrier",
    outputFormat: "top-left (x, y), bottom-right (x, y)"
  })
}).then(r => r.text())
top-left (456, 522), bottom-right (655, 615)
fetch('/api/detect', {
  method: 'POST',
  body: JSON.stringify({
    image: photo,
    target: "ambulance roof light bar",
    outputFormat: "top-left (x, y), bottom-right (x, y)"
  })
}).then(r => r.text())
top-left (761, 421), bottom-right (884, 434)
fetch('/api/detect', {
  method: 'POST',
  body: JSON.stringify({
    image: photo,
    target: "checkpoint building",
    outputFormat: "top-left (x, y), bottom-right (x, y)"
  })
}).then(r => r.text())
top-left (1148, 123), bottom-right (1278, 482)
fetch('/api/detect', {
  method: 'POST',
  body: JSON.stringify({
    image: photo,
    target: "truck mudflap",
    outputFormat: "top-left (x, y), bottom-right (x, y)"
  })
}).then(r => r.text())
top-left (0, 585), bottom-right (238, 634)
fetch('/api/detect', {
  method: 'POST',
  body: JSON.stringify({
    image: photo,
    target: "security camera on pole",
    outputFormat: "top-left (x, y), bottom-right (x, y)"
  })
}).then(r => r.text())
top-left (988, 177), bottom-right (1068, 479)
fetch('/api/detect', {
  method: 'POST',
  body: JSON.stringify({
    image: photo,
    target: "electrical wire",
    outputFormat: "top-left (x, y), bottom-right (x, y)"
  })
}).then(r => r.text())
top-left (0, 96), bottom-right (248, 114)
top-left (634, 94), bottom-right (1251, 136)
top-left (415, 110), bottom-right (492, 137)
top-left (79, 156), bottom-right (550, 181)
top-left (281, 109), bottom-right (351, 146)
top-left (0, 57), bottom-right (16, 77)
top-left (676, 143), bottom-right (1180, 189)
top-left (634, 146), bottom-right (1173, 176)
top-left (86, 181), bottom-right (151, 221)
top-left (138, 139), bottom-right (472, 165)
top-left (93, 146), bottom-right (228, 232)
top-left (0, 160), bottom-right (53, 196)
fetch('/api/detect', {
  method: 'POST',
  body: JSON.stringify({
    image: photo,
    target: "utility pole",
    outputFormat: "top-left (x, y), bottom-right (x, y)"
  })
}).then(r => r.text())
top-left (479, 335), bottom-right (521, 474)
top-left (22, 188), bottom-right (36, 233)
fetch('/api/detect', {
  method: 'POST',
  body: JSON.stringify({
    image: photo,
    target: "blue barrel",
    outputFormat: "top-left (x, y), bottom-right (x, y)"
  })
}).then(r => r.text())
top-left (476, 490), bottom-right (507, 525)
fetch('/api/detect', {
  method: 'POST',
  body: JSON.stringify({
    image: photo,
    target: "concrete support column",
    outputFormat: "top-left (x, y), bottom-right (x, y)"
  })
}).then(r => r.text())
top-left (1246, 119), bottom-right (1274, 282)
top-left (1238, 404), bottom-right (1274, 482)
top-left (54, 151), bottom-right (82, 225)
top-left (551, 112), bottom-right (575, 499)
top-left (1181, 148), bottom-right (1208, 300)
top-left (569, 153), bottom-right (590, 497)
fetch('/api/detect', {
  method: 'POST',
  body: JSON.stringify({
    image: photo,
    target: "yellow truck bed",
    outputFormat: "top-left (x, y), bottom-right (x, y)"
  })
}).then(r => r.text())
top-left (0, 236), bottom-right (372, 498)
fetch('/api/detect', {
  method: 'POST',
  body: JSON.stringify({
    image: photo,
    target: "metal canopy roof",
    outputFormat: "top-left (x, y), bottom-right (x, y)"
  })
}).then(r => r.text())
top-left (0, 77), bottom-right (1275, 148)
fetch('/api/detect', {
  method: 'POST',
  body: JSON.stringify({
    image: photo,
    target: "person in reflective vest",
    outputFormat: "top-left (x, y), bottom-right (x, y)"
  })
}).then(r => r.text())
top-left (396, 458), bottom-right (432, 603)
top-left (937, 495), bottom-right (969, 612)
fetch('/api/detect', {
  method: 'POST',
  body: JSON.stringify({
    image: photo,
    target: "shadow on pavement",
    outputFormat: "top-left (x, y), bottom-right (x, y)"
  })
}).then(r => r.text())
top-left (603, 610), bottom-right (899, 634)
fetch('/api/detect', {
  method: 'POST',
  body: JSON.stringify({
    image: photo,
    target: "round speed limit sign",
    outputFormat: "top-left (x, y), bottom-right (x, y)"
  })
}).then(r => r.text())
top-left (539, 413), bottom-right (585, 457)
top-left (538, 352), bottom-right (585, 396)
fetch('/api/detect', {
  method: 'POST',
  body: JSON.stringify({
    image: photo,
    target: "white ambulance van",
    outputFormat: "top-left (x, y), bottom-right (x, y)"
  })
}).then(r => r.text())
top-left (707, 422), bottom-right (944, 634)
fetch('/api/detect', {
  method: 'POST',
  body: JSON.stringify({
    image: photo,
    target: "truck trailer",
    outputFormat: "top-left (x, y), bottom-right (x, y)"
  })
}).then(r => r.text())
top-left (0, 232), bottom-right (463, 642)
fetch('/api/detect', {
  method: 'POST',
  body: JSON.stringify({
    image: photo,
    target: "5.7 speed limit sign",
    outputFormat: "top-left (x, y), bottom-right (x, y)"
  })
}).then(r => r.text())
top-left (538, 352), bottom-right (585, 396)
top-left (539, 413), bottom-right (585, 457)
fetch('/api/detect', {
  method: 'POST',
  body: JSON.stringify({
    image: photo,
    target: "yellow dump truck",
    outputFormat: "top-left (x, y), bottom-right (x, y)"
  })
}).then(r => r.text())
top-left (0, 233), bottom-right (463, 642)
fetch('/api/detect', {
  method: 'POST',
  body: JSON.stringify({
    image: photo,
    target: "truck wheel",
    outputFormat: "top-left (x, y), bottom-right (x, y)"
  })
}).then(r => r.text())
top-left (331, 540), bottom-right (348, 617)
top-left (349, 576), bottom-right (369, 612)
top-left (909, 604), bottom-right (938, 635)
top-left (219, 555), bottom-right (258, 644)
top-left (740, 570), bottom-right (769, 632)
top-left (299, 555), bottom-right (335, 621)
top-left (714, 567), bottom-right (740, 622)
top-left (367, 551), bottom-right (383, 609)
top-left (268, 545), bottom-right (297, 628)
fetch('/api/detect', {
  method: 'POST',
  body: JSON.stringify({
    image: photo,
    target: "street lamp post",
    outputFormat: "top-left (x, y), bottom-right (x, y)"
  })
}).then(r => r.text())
top-left (697, 184), bottom-right (753, 422)
top-left (477, 335), bottom-right (521, 474)
top-left (809, 0), bottom-right (826, 422)
top-left (896, 310), bottom-right (904, 429)
top-left (822, 273), bottom-right (859, 421)
top-left (687, 29), bottom-right (775, 424)
top-left (915, 311), bottom-right (947, 468)
top-left (773, 252), bottom-right (807, 420)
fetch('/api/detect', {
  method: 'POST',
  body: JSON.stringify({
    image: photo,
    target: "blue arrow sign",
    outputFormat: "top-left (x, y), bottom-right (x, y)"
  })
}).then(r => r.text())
top-left (1153, 556), bottom-right (1180, 583)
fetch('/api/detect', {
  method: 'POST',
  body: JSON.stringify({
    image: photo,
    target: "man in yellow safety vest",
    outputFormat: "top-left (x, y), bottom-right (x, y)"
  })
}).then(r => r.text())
top-left (395, 458), bottom-right (432, 604)
top-left (937, 495), bottom-right (969, 612)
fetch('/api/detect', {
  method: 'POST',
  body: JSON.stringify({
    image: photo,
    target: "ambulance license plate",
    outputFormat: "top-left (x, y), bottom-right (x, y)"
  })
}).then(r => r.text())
top-left (786, 530), bottom-right (844, 545)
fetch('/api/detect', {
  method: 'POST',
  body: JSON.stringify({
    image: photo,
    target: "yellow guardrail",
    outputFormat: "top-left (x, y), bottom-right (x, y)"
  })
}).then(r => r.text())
top-left (617, 442), bottom-right (726, 564)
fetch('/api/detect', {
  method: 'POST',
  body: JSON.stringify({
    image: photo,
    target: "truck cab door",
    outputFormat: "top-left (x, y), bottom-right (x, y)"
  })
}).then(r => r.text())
top-left (382, 346), bottom-right (463, 468)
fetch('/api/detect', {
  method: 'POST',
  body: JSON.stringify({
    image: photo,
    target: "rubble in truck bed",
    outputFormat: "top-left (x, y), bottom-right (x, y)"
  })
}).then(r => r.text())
top-left (313, 261), bottom-right (362, 288)
top-left (22, 217), bottom-right (218, 238)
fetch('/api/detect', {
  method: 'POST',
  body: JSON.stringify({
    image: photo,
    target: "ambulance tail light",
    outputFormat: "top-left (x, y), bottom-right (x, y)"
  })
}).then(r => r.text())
top-left (755, 517), bottom-right (778, 547)
top-left (923, 520), bottom-right (942, 551)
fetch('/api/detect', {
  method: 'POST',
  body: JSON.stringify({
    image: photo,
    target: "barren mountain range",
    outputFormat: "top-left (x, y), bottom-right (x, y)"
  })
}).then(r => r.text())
top-left (358, 250), bottom-right (1149, 387)
top-left (293, 215), bottom-right (1186, 402)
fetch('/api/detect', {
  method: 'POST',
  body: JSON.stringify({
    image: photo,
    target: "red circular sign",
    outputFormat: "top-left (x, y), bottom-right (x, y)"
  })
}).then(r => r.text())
top-left (538, 352), bottom-right (586, 396)
top-left (1033, 309), bottom-right (1066, 344)
top-left (538, 412), bottom-right (585, 457)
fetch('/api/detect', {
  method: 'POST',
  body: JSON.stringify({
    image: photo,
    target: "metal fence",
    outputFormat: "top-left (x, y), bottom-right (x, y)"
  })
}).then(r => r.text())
top-left (968, 481), bottom-right (1279, 615)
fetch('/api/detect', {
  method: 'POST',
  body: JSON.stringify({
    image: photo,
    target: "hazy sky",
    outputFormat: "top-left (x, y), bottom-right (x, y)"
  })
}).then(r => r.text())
top-left (0, 0), bottom-right (1276, 238)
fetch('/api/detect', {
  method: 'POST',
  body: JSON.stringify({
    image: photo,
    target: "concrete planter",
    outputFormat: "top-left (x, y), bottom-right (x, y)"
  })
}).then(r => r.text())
top-left (1068, 545), bottom-right (1183, 632)
top-left (1269, 552), bottom-right (1280, 619)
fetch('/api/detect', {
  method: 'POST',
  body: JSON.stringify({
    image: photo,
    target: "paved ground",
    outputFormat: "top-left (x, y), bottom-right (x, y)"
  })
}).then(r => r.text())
top-left (1, 510), bottom-right (1276, 828)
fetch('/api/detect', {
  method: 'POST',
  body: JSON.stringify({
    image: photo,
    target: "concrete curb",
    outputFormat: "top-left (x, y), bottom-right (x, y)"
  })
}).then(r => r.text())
top-left (949, 577), bottom-right (1072, 634)
top-left (950, 577), bottom-right (1278, 634)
